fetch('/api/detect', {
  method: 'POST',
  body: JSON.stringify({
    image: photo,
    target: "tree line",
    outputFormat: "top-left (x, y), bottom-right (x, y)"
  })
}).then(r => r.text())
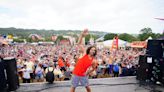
top-left (0, 27), bottom-right (163, 43)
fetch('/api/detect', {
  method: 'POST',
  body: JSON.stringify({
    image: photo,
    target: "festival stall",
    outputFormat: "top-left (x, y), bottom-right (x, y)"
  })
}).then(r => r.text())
top-left (130, 41), bottom-right (147, 48)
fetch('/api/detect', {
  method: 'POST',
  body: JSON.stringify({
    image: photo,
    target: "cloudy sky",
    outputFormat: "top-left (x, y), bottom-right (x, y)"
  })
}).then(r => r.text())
top-left (0, 0), bottom-right (163, 34)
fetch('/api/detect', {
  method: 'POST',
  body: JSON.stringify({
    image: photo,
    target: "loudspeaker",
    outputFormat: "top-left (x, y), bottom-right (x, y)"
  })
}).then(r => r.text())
top-left (4, 57), bottom-right (19, 91)
top-left (158, 58), bottom-right (164, 84)
top-left (150, 58), bottom-right (162, 83)
top-left (137, 55), bottom-right (148, 80)
top-left (0, 58), bottom-right (7, 92)
top-left (146, 40), bottom-right (164, 58)
top-left (137, 55), bottom-right (153, 81)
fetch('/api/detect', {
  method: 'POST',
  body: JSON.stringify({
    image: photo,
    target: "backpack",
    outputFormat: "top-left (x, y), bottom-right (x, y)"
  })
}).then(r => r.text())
top-left (45, 67), bottom-right (55, 83)
top-left (113, 65), bottom-right (119, 72)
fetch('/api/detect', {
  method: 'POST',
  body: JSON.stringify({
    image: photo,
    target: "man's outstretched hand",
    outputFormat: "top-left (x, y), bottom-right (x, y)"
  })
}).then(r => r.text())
top-left (81, 28), bottom-right (89, 37)
top-left (78, 28), bottom-right (89, 45)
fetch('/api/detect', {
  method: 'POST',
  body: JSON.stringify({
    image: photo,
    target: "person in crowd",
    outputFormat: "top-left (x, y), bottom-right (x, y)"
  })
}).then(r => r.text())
top-left (35, 63), bottom-right (44, 82)
top-left (53, 65), bottom-right (64, 81)
top-left (22, 65), bottom-right (31, 83)
top-left (17, 58), bottom-right (24, 80)
top-left (113, 63), bottom-right (120, 77)
top-left (45, 62), bottom-right (55, 83)
top-left (24, 59), bottom-right (34, 82)
top-left (58, 56), bottom-right (66, 72)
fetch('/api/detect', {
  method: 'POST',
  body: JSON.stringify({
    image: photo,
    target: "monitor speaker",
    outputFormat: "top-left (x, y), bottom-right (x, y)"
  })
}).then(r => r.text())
top-left (3, 57), bottom-right (19, 91)
top-left (146, 40), bottom-right (164, 58)
top-left (137, 55), bottom-right (154, 81)
top-left (0, 58), bottom-right (7, 92)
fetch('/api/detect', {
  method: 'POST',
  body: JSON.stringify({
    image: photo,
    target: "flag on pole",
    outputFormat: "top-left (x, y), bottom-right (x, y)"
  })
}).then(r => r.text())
top-left (155, 18), bottom-right (164, 21)
top-left (111, 36), bottom-right (118, 50)
top-left (7, 34), bottom-right (13, 39)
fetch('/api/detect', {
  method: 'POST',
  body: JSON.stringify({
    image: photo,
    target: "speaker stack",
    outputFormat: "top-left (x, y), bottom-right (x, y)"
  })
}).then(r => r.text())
top-left (160, 58), bottom-right (164, 84)
top-left (137, 40), bottom-right (164, 85)
top-left (0, 58), bottom-right (7, 92)
top-left (137, 55), bottom-right (153, 81)
top-left (2, 57), bottom-right (19, 91)
top-left (150, 58), bottom-right (163, 84)
top-left (146, 40), bottom-right (163, 58)
top-left (146, 40), bottom-right (164, 84)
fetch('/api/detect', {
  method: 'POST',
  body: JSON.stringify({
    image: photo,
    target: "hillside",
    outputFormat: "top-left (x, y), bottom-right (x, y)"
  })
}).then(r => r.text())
top-left (0, 27), bottom-right (107, 38)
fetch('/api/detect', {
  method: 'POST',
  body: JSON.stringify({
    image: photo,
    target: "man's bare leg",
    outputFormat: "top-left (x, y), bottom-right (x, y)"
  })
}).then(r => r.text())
top-left (86, 86), bottom-right (91, 92)
top-left (70, 86), bottom-right (76, 92)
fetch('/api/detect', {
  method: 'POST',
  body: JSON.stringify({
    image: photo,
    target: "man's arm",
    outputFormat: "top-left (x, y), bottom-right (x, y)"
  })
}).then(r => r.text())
top-left (77, 29), bottom-right (88, 55)
top-left (86, 59), bottom-right (98, 76)
top-left (77, 28), bottom-right (88, 45)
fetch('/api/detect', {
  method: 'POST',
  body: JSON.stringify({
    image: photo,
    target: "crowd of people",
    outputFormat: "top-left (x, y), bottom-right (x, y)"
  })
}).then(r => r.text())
top-left (0, 42), bottom-right (145, 83)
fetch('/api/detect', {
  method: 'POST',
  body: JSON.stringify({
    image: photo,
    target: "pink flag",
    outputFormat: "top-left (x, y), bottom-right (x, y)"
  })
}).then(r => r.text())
top-left (155, 18), bottom-right (164, 21)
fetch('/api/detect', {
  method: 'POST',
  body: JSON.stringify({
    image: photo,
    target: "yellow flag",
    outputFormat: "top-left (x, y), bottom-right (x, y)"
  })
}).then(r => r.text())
top-left (7, 34), bottom-right (13, 39)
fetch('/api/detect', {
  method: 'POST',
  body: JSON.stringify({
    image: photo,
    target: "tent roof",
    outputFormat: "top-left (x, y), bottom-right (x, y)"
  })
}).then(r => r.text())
top-left (97, 39), bottom-right (129, 47)
top-left (145, 36), bottom-right (152, 42)
top-left (95, 36), bottom-right (104, 42)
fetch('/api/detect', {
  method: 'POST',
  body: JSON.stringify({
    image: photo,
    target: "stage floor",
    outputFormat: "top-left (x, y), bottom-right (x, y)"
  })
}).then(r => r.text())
top-left (17, 76), bottom-right (164, 92)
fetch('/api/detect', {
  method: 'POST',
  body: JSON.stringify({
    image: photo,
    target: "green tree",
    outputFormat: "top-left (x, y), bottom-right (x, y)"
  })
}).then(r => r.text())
top-left (26, 38), bottom-right (32, 42)
top-left (13, 38), bottom-right (24, 43)
top-left (138, 27), bottom-right (153, 41)
top-left (44, 37), bottom-right (52, 41)
top-left (85, 34), bottom-right (98, 44)
top-left (104, 33), bottom-right (117, 41)
top-left (118, 33), bottom-right (139, 42)
top-left (56, 35), bottom-right (68, 41)
top-left (140, 28), bottom-right (152, 34)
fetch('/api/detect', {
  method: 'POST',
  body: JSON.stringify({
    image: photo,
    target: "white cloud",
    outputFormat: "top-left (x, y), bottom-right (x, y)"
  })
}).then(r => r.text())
top-left (0, 0), bottom-right (164, 34)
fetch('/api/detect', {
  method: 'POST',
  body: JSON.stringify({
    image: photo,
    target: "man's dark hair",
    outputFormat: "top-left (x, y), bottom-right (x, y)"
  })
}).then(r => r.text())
top-left (86, 46), bottom-right (97, 57)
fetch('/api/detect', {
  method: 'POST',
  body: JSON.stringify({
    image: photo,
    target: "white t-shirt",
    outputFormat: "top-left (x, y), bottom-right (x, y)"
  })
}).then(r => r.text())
top-left (22, 68), bottom-right (31, 79)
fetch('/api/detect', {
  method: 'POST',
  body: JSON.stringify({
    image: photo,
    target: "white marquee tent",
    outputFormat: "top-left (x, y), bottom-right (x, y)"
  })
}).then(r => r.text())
top-left (96, 39), bottom-right (130, 48)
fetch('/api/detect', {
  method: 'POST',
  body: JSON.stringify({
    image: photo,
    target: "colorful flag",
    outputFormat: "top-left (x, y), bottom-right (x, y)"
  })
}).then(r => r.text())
top-left (111, 36), bottom-right (118, 50)
top-left (7, 34), bottom-right (13, 39)
top-left (155, 18), bottom-right (164, 21)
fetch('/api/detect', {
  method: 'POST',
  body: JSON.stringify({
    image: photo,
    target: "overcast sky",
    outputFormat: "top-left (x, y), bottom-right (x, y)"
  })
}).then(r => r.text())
top-left (0, 0), bottom-right (164, 34)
